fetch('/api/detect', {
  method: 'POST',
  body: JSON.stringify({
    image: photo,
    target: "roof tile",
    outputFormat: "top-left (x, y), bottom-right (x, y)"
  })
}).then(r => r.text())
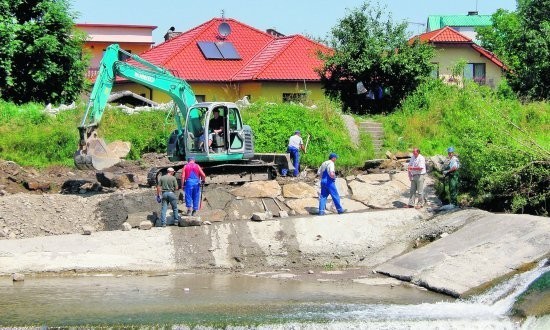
top-left (133, 18), bottom-right (330, 82)
top-left (410, 27), bottom-right (506, 70)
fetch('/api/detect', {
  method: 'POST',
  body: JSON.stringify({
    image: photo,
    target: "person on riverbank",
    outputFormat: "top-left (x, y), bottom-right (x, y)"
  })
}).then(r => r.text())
top-left (443, 147), bottom-right (460, 207)
top-left (317, 153), bottom-right (346, 215)
top-left (406, 147), bottom-right (427, 209)
top-left (182, 157), bottom-right (206, 216)
top-left (287, 130), bottom-right (306, 177)
top-left (156, 167), bottom-right (180, 227)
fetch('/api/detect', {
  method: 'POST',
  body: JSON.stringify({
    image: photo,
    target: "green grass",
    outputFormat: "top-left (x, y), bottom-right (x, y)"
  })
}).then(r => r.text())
top-left (0, 99), bottom-right (371, 170)
top-left (376, 79), bottom-right (550, 214)
top-left (0, 100), bottom-right (172, 167)
top-left (1, 85), bottom-right (547, 215)
top-left (242, 100), bottom-right (374, 169)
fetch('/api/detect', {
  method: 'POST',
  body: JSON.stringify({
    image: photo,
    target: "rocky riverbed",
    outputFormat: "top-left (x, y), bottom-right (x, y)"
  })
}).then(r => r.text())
top-left (0, 152), bottom-right (420, 240)
top-left (1, 154), bottom-right (548, 314)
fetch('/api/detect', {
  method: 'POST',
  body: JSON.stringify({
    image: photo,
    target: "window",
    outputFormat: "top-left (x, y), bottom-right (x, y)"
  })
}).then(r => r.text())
top-left (464, 63), bottom-right (486, 84)
top-left (227, 108), bottom-right (242, 130)
top-left (195, 95), bottom-right (206, 102)
top-left (283, 93), bottom-right (306, 103)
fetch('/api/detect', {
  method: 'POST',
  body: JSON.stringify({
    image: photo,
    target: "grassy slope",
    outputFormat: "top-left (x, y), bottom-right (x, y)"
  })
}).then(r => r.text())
top-left (0, 100), bottom-right (372, 169)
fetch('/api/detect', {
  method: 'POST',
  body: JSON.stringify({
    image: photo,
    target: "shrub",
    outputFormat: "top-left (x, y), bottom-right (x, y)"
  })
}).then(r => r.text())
top-left (380, 79), bottom-right (549, 215)
top-left (0, 100), bottom-right (372, 172)
top-left (242, 100), bottom-right (374, 169)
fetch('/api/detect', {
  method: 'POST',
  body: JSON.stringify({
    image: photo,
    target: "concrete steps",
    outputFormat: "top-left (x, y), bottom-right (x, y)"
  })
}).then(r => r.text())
top-left (359, 120), bottom-right (384, 155)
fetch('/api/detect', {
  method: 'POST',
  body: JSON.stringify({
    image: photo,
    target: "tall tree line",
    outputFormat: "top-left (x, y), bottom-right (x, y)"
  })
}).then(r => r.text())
top-left (477, 0), bottom-right (550, 101)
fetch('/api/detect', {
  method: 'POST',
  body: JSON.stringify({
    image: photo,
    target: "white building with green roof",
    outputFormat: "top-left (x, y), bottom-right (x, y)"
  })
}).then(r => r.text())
top-left (427, 11), bottom-right (492, 42)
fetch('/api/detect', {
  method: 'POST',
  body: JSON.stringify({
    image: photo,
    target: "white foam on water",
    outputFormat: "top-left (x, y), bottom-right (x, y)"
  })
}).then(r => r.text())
top-left (468, 259), bottom-right (549, 315)
top-left (236, 259), bottom-right (548, 330)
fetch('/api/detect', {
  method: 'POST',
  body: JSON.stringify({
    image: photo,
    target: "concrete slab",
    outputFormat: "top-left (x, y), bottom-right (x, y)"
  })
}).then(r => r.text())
top-left (0, 229), bottom-right (175, 274)
top-left (0, 209), bottom-right (424, 275)
top-left (375, 213), bottom-right (550, 297)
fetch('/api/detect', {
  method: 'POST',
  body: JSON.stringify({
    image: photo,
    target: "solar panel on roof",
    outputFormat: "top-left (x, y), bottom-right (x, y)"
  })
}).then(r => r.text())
top-left (216, 42), bottom-right (241, 60)
top-left (197, 41), bottom-right (223, 59)
top-left (197, 41), bottom-right (241, 60)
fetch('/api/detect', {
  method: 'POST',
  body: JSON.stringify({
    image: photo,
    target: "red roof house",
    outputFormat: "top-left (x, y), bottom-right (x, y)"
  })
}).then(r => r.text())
top-left (410, 26), bottom-right (506, 88)
top-left (112, 18), bottom-right (332, 104)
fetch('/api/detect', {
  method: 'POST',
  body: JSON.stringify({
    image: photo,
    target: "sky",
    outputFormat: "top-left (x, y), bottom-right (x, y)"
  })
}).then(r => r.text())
top-left (70, 0), bottom-right (518, 45)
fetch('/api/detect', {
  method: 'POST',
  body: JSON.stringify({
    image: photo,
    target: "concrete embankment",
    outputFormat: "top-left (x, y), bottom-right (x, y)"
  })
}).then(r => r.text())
top-left (1, 208), bottom-right (548, 299)
top-left (0, 209), bottom-right (424, 274)
top-left (375, 213), bottom-right (550, 297)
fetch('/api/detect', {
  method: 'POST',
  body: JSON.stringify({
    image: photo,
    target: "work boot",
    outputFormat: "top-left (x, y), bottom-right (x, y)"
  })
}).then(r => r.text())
top-left (186, 209), bottom-right (192, 216)
top-left (338, 209), bottom-right (347, 214)
top-left (191, 210), bottom-right (197, 216)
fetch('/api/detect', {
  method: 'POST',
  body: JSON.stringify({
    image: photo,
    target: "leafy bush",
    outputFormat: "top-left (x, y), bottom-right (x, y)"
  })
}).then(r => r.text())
top-left (242, 100), bottom-right (374, 168)
top-left (380, 79), bottom-right (549, 215)
top-left (0, 101), bottom-right (172, 167)
top-left (98, 108), bottom-right (173, 160)
top-left (0, 100), bottom-right (371, 172)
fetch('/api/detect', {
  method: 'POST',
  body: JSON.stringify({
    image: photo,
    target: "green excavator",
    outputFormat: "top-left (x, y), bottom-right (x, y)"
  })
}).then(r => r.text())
top-left (75, 44), bottom-right (291, 185)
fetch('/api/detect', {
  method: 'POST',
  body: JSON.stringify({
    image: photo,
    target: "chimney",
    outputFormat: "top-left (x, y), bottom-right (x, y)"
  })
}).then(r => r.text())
top-left (163, 26), bottom-right (182, 41)
top-left (266, 28), bottom-right (285, 38)
top-left (467, 11), bottom-right (478, 16)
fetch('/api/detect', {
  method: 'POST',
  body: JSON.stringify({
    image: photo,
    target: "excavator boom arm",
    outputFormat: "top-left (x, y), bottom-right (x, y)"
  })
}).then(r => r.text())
top-left (80, 44), bottom-right (196, 128)
top-left (75, 44), bottom-right (196, 170)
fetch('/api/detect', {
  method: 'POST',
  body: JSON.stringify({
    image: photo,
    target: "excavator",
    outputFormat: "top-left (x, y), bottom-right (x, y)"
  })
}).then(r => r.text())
top-left (74, 44), bottom-right (291, 185)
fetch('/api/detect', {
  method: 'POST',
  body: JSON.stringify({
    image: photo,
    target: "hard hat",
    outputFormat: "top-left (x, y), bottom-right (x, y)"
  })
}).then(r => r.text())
top-left (329, 153), bottom-right (338, 159)
top-left (167, 167), bottom-right (175, 172)
top-left (447, 147), bottom-right (455, 153)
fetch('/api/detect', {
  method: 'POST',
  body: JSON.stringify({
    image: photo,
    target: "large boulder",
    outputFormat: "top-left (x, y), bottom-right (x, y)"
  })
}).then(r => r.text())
top-left (349, 179), bottom-right (407, 209)
top-left (285, 197), bottom-right (319, 215)
top-left (230, 180), bottom-right (281, 198)
top-left (282, 182), bottom-right (318, 198)
top-left (225, 198), bottom-right (266, 220)
top-left (335, 178), bottom-right (349, 197)
top-left (203, 188), bottom-right (233, 210)
top-left (96, 172), bottom-right (138, 189)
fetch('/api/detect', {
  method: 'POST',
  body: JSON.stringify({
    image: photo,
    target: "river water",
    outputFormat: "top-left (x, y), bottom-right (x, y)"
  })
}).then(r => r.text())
top-left (0, 261), bottom-right (547, 329)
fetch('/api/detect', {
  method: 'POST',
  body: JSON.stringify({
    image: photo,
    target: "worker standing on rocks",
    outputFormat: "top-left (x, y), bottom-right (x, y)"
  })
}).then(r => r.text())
top-left (406, 147), bottom-right (427, 209)
top-left (156, 167), bottom-right (180, 227)
top-left (443, 147), bottom-right (460, 207)
top-left (287, 130), bottom-right (305, 177)
top-left (317, 153), bottom-right (346, 215)
top-left (182, 157), bottom-right (206, 216)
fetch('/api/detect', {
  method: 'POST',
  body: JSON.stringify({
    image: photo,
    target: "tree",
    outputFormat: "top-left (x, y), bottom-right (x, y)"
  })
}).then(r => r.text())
top-left (477, 0), bottom-right (550, 100)
top-left (0, 0), bottom-right (88, 104)
top-left (318, 1), bottom-right (434, 114)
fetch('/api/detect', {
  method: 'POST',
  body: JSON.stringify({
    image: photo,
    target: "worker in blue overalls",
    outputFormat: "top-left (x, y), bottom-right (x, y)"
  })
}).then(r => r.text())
top-left (286, 130), bottom-right (305, 177)
top-left (317, 153), bottom-right (346, 215)
top-left (182, 157), bottom-right (206, 216)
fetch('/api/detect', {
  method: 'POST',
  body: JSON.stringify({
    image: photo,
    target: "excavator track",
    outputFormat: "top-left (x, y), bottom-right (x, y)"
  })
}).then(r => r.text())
top-left (147, 160), bottom-right (278, 187)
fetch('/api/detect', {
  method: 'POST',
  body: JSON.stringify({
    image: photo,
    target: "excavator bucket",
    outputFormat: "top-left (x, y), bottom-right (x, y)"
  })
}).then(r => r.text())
top-left (74, 135), bottom-right (131, 170)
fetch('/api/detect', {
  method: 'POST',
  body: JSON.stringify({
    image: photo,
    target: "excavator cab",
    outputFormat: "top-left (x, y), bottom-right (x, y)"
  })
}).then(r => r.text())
top-left (182, 102), bottom-right (253, 163)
